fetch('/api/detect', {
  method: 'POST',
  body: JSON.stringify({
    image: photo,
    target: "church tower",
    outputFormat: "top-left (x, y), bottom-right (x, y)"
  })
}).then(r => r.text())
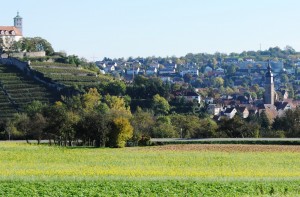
top-left (264, 61), bottom-right (275, 105)
top-left (14, 12), bottom-right (23, 35)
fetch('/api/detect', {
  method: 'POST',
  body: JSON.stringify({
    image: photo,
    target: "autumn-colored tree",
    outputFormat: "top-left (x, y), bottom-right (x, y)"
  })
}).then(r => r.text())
top-left (104, 94), bottom-right (132, 119)
top-left (108, 117), bottom-right (133, 148)
top-left (82, 88), bottom-right (101, 112)
top-left (152, 94), bottom-right (170, 115)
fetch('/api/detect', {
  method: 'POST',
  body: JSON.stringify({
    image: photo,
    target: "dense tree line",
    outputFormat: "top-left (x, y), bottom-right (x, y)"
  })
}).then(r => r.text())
top-left (0, 89), bottom-right (133, 148)
top-left (1, 87), bottom-right (299, 147)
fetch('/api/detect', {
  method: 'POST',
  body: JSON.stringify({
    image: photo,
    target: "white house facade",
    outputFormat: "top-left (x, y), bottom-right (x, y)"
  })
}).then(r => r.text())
top-left (0, 12), bottom-right (23, 49)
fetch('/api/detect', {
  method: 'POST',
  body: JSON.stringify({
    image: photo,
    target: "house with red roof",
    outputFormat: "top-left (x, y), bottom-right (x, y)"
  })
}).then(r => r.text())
top-left (0, 12), bottom-right (23, 50)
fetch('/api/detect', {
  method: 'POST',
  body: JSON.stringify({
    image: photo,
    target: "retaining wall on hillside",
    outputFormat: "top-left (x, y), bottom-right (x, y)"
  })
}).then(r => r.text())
top-left (0, 57), bottom-right (30, 73)
top-left (10, 51), bottom-right (46, 58)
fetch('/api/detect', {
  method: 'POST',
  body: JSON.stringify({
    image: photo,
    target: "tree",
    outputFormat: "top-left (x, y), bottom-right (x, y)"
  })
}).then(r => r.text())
top-left (14, 113), bottom-right (31, 143)
top-left (104, 94), bottom-right (132, 119)
top-left (4, 119), bottom-right (20, 140)
top-left (287, 84), bottom-right (295, 99)
top-left (2, 37), bottom-right (17, 57)
top-left (77, 112), bottom-right (110, 147)
top-left (226, 64), bottom-right (237, 75)
top-left (214, 77), bottom-right (224, 88)
top-left (25, 100), bottom-right (46, 117)
top-left (29, 113), bottom-right (47, 144)
top-left (152, 94), bottom-right (170, 115)
top-left (108, 117), bottom-right (133, 148)
top-left (218, 116), bottom-right (259, 138)
top-left (259, 110), bottom-right (271, 130)
top-left (183, 73), bottom-right (192, 83)
top-left (61, 111), bottom-right (80, 146)
top-left (170, 114), bottom-right (201, 138)
top-left (105, 80), bottom-right (126, 96)
top-left (82, 88), bottom-right (101, 113)
top-left (105, 95), bottom-right (128, 111)
top-left (194, 118), bottom-right (218, 138)
top-left (280, 73), bottom-right (289, 84)
top-left (151, 122), bottom-right (177, 138)
top-left (212, 58), bottom-right (218, 70)
top-left (284, 45), bottom-right (296, 55)
top-left (273, 108), bottom-right (300, 137)
top-left (43, 102), bottom-right (69, 145)
top-left (131, 107), bottom-right (155, 144)
top-left (17, 37), bottom-right (54, 55)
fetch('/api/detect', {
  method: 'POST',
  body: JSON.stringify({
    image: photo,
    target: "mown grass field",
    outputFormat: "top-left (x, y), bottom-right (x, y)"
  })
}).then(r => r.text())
top-left (0, 142), bottom-right (300, 196)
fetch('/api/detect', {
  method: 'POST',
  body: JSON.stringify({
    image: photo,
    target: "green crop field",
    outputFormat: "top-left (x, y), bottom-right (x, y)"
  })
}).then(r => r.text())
top-left (1, 142), bottom-right (300, 196)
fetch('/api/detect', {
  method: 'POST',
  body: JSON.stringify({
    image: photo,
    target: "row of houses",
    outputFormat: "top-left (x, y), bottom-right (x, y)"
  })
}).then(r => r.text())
top-left (96, 59), bottom-right (289, 76)
top-left (96, 59), bottom-right (298, 96)
top-left (206, 95), bottom-right (296, 121)
top-left (96, 60), bottom-right (201, 76)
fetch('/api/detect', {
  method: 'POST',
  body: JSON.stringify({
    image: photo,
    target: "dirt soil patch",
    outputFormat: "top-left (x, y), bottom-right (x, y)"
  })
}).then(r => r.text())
top-left (139, 144), bottom-right (300, 152)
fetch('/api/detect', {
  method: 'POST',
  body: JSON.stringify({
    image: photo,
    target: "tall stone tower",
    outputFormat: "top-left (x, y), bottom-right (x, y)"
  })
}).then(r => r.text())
top-left (264, 61), bottom-right (275, 105)
top-left (14, 12), bottom-right (23, 35)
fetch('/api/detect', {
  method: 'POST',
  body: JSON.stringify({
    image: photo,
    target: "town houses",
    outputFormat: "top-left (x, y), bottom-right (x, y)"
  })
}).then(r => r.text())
top-left (95, 55), bottom-right (300, 122)
top-left (208, 62), bottom-right (296, 122)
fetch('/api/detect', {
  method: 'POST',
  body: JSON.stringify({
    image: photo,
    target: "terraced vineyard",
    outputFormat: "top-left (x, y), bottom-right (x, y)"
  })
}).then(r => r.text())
top-left (0, 64), bottom-right (59, 118)
top-left (30, 62), bottom-right (111, 88)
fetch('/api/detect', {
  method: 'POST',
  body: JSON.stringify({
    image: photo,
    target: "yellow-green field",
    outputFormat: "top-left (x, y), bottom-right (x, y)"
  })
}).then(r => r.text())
top-left (1, 142), bottom-right (300, 180)
top-left (1, 142), bottom-right (300, 196)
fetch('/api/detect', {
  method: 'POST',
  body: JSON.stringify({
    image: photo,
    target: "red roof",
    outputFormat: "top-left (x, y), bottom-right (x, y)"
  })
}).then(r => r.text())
top-left (0, 26), bottom-right (22, 36)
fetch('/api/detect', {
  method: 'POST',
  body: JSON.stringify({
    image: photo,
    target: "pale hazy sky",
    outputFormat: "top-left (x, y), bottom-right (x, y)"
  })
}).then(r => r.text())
top-left (3, 0), bottom-right (300, 60)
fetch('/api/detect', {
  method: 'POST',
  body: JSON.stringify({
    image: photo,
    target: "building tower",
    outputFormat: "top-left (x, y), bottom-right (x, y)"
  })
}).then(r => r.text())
top-left (14, 12), bottom-right (23, 35)
top-left (264, 61), bottom-right (275, 105)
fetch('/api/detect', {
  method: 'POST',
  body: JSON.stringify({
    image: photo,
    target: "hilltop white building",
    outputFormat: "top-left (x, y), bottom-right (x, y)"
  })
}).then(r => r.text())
top-left (0, 12), bottom-right (23, 49)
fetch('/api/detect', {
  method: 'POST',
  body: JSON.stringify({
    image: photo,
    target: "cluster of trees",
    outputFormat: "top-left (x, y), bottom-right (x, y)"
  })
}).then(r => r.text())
top-left (1, 87), bottom-right (299, 148)
top-left (0, 37), bottom-right (54, 56)
top-left (216, 108), bottom-right (300, 138)
top-left (0, 88), bottom-right (133, 148)
top-left (273, 108), bottom-right (300, 137)
top-left (61, 55), bottom-right (99, 73)
top-left (14, 37), bottom-right (54, 55)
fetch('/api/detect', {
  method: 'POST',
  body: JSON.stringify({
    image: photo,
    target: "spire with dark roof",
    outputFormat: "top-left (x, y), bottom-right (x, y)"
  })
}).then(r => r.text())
top-left (265, 60), bottom-right (273, 77)
top-left (264, 59), bottom-right (275, 105)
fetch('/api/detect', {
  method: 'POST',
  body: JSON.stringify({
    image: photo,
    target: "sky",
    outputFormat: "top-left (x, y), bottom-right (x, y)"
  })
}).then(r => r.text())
top-left (2, 0), bottom-right (300, 60)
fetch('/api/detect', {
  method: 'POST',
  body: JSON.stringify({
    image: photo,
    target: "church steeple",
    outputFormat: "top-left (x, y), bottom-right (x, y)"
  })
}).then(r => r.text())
top-left (14, 11), bottom-right (23, 35)
top-left (264, 60), bottom-right (275, 105)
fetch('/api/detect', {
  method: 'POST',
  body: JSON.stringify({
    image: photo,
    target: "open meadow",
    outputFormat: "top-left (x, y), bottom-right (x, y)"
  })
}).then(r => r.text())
top-left (0, 142), bottom-right (300, 196)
